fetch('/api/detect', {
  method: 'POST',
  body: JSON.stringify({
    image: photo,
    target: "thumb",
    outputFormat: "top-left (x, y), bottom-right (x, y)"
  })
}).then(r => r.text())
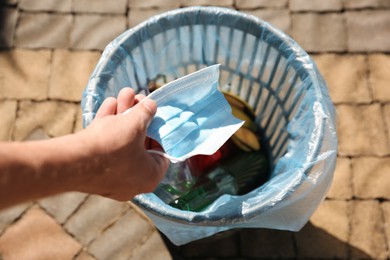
top-left (124, 98), bottom-right (157, 132)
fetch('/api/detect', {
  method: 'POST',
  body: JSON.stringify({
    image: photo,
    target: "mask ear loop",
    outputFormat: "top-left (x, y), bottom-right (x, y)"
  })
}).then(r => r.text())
top-left (147, 150), bottom-right (182, 163)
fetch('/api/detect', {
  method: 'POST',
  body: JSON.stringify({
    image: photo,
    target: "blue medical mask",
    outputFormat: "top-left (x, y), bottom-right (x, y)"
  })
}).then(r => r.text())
top-left (130, 65), bottom-right (244, 162)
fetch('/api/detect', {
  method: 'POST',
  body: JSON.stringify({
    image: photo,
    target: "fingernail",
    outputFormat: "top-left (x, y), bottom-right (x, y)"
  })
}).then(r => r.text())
top-left (142, 98), bottom-right (157, 114)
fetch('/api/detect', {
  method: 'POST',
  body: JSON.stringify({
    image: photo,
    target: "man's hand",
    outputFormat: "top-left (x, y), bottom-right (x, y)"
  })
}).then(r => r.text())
top-left (77, 88), bottom-right (169, 201)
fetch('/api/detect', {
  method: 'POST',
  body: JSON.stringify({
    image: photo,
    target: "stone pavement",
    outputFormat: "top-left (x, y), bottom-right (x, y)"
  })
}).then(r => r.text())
top-left (0, 0), bottom-right (389, 259)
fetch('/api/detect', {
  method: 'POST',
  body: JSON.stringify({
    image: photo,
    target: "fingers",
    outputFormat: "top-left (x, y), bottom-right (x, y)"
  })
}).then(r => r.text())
top-left (96, 88), bottom-right (137, 119)
top-left (95, 97), bottom-right (117, 118)
top-left (123, 98), bottom-right (157, 137)
top-left (117, 88), bottom-right (135, 114)
top-left (134, 94), bottom-right (146, 105)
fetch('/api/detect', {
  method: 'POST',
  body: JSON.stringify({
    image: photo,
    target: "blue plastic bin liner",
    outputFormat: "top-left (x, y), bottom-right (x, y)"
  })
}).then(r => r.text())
top-left (81, 7), bottom-right (338, 245)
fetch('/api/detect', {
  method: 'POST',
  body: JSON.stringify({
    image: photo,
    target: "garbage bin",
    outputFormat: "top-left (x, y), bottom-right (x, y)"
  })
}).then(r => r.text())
top-left (82, 6), bottom-right (337, 246)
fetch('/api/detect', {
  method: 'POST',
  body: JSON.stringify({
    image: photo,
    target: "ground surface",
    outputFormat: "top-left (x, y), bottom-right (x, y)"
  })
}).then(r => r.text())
top-left (0, 0), bottom-right (390, 259)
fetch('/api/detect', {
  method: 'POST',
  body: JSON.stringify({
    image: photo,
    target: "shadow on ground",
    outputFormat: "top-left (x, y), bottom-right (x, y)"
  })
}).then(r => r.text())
top-left (0, 7), bottom-right (7, 49)
top-left (161, 221), bottom-right (370, 259)
top-left (0, 6), bottom-right (22, 80)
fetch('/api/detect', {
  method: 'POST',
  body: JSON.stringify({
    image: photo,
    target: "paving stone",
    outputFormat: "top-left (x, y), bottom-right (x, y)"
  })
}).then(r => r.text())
top-left (344, 0), bottom-right (390, 9)
top-left (64, 195), bottom-right (130, 245)
top-left (381, 202), bottom-right (390, 256)
top-left (74, 106), bottom-right (84, 133)
top-left (0, 206), bottom-right (81, 259)
top-left (74, 250), bottom-right (96, 260)
top-left (0, 7), bottom-right (18, 48)
top-left (0, 100), bottom-right (17, 141)
top-left (19, 0), bottom-right (71, 12)
top-left (0, 50), bottom-right (51, 100)
top-left (128, 8), bottom-right (171, 28)
top-left (346, 10), bottom-right (390, 52)
top-left (13, 101), bottom-right (78, 140)
top-left (180, 231), bottom-right (240, 258)
top-left (327, 157), bottom-right (353, 199)
top-left (243, 9), bottom-right (291, 34)
top-left (312, 54), bottom-right (371, 104)
top-left (23, 127), bottom-right (50, 141)
top-left (295, 200), bottom-right (349, 259)
top-left (235, 0), bottom-right (288, 8)
top-left (127, 201), bottom-right (153, 223)
top-left (180, 0), bottom-right (233, 7)
top-left (131, 231), bottom-right (172, 260)
top-left (128, 0), bottom-right (179, 8)
top-left (49, 50), bottom-right (101, 102)
top-left (74, 0), bottom-right (127, 14)
top-left (240, 229), bottom-right (295, 258)
top-left (369, 54), bottom-right (390, 102)
top-left (15, 13), bottom-right (72, 48)
top-left (292, 13), bottom-right (347, 52)
top-left (352, 157), bottom-right (390, 199)
top-left (350, 200), bottom-right (388, 259)
top-left (39, 192), bottom-right (88, 224)
top-left (290, 0), bottom-right (342, 11)
top-left (384, 104), bottom-right (390, 143)
top-left (70, 15), bottom-right (126, 51)
top-left (88, 209), bottom-right (155, 259)
top-left (0, 202), bottom-right (31, 235)
top-left (336, 104), bottom-right (390, 156)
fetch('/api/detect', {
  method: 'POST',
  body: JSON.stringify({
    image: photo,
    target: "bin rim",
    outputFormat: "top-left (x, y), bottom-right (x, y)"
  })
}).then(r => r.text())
top-left (86, 6), bottom-right (332, 226)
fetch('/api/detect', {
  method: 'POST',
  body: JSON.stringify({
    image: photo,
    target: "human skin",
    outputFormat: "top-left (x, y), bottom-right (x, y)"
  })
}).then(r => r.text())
top-left (0, 88), bottom-right (169, 211)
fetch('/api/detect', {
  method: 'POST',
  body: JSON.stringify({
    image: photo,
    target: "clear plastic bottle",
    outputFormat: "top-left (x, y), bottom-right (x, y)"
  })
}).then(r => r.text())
top-left (153, 160), bottom-right (195, 204)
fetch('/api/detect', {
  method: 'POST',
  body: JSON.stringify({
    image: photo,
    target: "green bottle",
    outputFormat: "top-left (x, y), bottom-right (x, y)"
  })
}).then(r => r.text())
top-left (169, 152), bottom-right (268, 212)
top-left (154, 181), bottom-right (194, 204)
top-left (169, 168), bottom-right (238, 211)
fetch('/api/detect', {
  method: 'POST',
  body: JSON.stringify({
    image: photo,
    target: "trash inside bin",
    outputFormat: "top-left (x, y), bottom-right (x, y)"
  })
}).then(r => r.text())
top-left (81, 6), bottom-right (338, 246)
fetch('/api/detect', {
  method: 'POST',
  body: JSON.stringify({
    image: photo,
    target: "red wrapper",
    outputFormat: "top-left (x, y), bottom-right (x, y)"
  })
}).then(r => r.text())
top-left (188, 141), bottom-right (233, 177)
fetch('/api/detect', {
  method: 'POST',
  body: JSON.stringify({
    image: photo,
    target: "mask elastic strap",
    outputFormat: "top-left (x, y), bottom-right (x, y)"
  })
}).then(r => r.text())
top-left (147, 150), bottom-right (182, 163)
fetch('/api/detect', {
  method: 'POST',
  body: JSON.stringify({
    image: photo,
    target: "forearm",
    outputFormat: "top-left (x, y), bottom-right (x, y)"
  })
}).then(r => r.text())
top-left (0, 93), bottom-right (169, 210)
top-left (0, 133), bottom-right (90, 210)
